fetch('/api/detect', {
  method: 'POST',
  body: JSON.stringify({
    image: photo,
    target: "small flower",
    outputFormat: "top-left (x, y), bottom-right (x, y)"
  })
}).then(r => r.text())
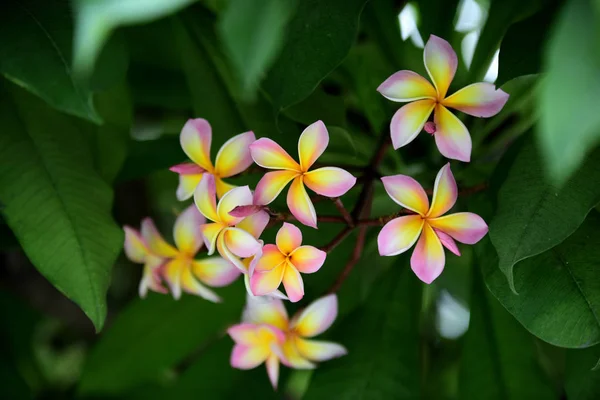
top-left (250, 223), bottom-right (326, 302)
top-left (170, 118), bottom-right (255, 200)
top-left (377, 163), bottom-right (488, 283)
top-left (250, 120), bottom-right (357, 228)
top-left (123, 226), bottom-right (167, 297)
top-left (124, 204), bottom-right (241, 302)
top-left (377, 35), bottom-right (509, 162)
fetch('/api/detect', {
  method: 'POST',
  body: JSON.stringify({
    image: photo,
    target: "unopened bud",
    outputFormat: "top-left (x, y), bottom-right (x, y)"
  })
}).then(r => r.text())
top-left (424, 121), bottom-right (436, 135)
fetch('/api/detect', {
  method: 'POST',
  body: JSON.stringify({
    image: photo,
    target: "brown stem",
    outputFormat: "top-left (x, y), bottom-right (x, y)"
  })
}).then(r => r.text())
top-left (328, 226), bottom-right (367, 294)
top-left (332, 198), bottom-right (354, 227)
top-left (320, 227), bottom-right (353, 253)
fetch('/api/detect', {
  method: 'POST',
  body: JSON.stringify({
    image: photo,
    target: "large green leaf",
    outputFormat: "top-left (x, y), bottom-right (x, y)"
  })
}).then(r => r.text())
top-left (263, 0), bottom-right (369, 112)
top-left (459, 267), bottom-right (555, 399)
top-left (0, 83), bottom-right (122, 331)
top-left (565, 346), bottom-right (600, 400)
top-left (0, 0), bottom-right (99, 122)
top-left (417, 0), bottom-right (460, 40)
top-left (488, 138), bottom-right (600, 291)
top-left (218, 0), bottom-right (297, 99)
top-left (78, 282), bottom-right (245, 395)
top-left (483, 211), bottom-right (600, 348)
top-left (304, 262), bottom-right (422, 399)
top-left (538, 0), bottom-right (600, 184)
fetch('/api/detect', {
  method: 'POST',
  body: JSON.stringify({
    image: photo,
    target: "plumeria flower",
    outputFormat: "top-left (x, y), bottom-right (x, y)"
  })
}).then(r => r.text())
top-left (123, 226), bottom-right (168, 297)
top-left (377, 35), bottom-right (509, 162)
top-left (377, 163), bottom-right (488, 283)
top-left (250, 223), bottom-right (326, 302)
top-left (250, 120), bottom-right (357, 228)
top-left (170, 118), bottom-right (255, 200)
top-left (243, 294), bottom-right (347, 371)
top-left (125, 204), bottom-right (241, 302)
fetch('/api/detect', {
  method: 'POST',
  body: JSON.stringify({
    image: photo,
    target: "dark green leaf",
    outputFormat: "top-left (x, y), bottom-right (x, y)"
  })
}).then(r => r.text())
top-left (304, 263), bottom-right (422, 399)
top-left (488, 138), bottom-right (600, 291)
top-left (0, 83), bottom-right (122, 331)
top-left (483, 211), bottom-right (600, 348)
top-left (538, 0), bottom-right (600, 184)
top-left (565, 346), bottom-right (600, 400)
top-left (283, 88), bottom-right (347, 128)
top-left (417, 0), bottom-right (460, 40)
top-left (78, 282), bottom-right (245, 395)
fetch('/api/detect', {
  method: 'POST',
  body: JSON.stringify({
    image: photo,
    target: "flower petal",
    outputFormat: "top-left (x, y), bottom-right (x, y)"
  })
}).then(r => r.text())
top-left (295, 338), bottom-right (347, 362)
top-left (214, 131), bottom-right (256, 178)
top-left (250, 263), bottom-right (285, 296)
top-left (217, 230), bottom-right (247, 272)
top-left (236, 210), bottom-right (270, 239)
top-left (242, 296), bottom-right (289, 331)
top-left (139, 255), bottom-right (167, 298)
top-left (162, 258), bottom-right (184, 300)
top-left (427, 163), bottom-right (457, 218)
top-left (180, 118), bottom-right (213, 171)
top-left (228, 323), bottom-right (261, 345)
top-left (265, 354), bottom-right (279, 389)
top-left (173, 204), bottom-right (205, 256)
top-left (435, 229), bottom-right (461, 256)
top-left (377, 70), bottom-right (437, 102)
top-left (194, 174), bottom-right (219, 222)
top-left (140, 218), bottom-right (178, 257)
top-left (175, 173), bottom-right (203, 201)
top-left (377, 215), bottom-right (424, 256)
top-left (410, 223), bottom-right (445, 284)
top-left (192, 257), bottom-right (241, 287)
top-left (276, 222), bottom-right (302, 255)
top-left (291, 294), bottom-right (338, 337)
top-left (443, 82), bottom-right (509, 117)
top-left (427, 212), bottom-right (488, 244)
top-left (282, 339), bottom-right (316, 369)
top-left (200, 223), bottom-right (223, 255)
top-left (282, 264), bottom-right (304, 303)
top-left (215, 177), bottom-right (237, 199)
top-left (424, 35), bottom-right (458, 99)
top-left (381, 174), bottom-right (429, 215)
top-left (254, 244), bottom-right (286, 273)
top-left (123, 226), bottom-right (148, 263)
top-left (170, 162), bottom-right (205, 175)
top-left (298, 120), bottom-right (328, 171)
top-left (434, 104), bottom-right (472, 162)
top-left (253, 170), bottom-right (299, 205)
top-left (390, 99), bottom-right (435, 150)
top-left (230, 344), bottom-right (269, 370)
top-left (224, 227), bottom-right (262, 258)
top-left (303, 167), bottom-right (357, 197)
top-left (287, 176), bottom-right (317, 228)
top-left (250, 138), bottom-right (300, 171)
top-left (229, 205), bottom-right (264, 218)
top-left (217, 186), bottom-right (253, 226)
top-left (289, 246), bottom-right (326, 273)
top-left (180, 262), bottom-right (221, 302)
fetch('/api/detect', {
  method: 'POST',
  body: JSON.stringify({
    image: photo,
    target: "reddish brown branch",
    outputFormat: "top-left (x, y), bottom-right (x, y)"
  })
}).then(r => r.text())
top-left (320, 227), bottom-right (353, 253)
top-left (332, 197), bottom-right (354, 227)
top-left (328, 226), bottom-right (367, 294)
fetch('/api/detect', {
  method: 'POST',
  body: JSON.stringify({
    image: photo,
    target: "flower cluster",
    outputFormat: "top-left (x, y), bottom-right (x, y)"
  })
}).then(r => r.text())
top-left (121, 35), bottom-right (507, 389)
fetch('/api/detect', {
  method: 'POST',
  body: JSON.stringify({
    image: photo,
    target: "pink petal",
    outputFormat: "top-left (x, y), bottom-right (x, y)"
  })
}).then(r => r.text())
top-left (282, 264), bottom-right (304, 303)
top-left (230, 344), bottom-right (269, 370)
top-left (173, 204), bottom-right (205, 256)
top-left (410, 223), bottom-right (445, 284)
top-left (194, 174), bottom-right (219, 222)
top-left (224, 227), bottom-right (262, 258)
top-left (390, 99), bottom-right (436, 150)
top-left (169, 162), bottom-right (205, 175)
top-left (428, 212), bottom-right (488, 244)
top-left (443, 82), bottom-right (509, 117)
top-left (433, 105), bottom-right (472, 162)
top-left (180, 262), bottom-right (221, 302)
top-left (295, 338), bottom-right (347, 362)
top-left (236, 210), bottom-right (270, 240)
top-left (253, 170), bottom-right (299, 206)
top-left (254, 244), bottom-right (286, 273)
top-left (242, 296), bottom-right (289, 331)
top-left (435, 229), bottom-right (461, 256)
top-left (123, 226), bottom-right (148, 263)
top-left (214, 131), bottom-right (256, 178)
top-left (265, 354), bottom-right (280, 389)
top-left (282, 338), bottom-right (316, 369)
top-left (229, 205), bottom-right (264, 218)
top-left (377, 215), bottom-right (424, 256)
top-left (424, 35), bottom-right (458, 99)
top-left (289, 246), bottom-right (326, 273)
top-left (250, 263), bottom-right (285, 296)
top-left (298, 120), bottom-right (329, 171)
top-left (217, 230), bottom-right (248, 272)
top-left (228, 323), bottom-right (265, 346)
top-left (377, 70), bottom-right (437, 102)
top-left (140, 218), bottom-right (178, 257)
top-left (217, 185), bottom-right (253, 226)
top-left (174, 172), bottom-right (203, 201)
top-left (291, 294), bottom-right (338, 337)
top-left (276, 222), bottom-right (302, 255)
top-left (200, 222), bottom-right (224, 255)
top-left (192, 257), bottom-right (241, 287)
top-left (180, 118), bottom-right (214, 171)
top-left (427, 163), bottom-right (457, 218)
top-left (162, 258), bottom-right (184, 300)
top-left (139, 255), bottom-right (167, 298)
top-left (287, 176), bottom-right (317, 229)
top-left (303, 167), bottom-right (357, 197)
top-left (381, 175), bottom-right (429, 215)
top-left (250, 138), bottom-right (300, 171)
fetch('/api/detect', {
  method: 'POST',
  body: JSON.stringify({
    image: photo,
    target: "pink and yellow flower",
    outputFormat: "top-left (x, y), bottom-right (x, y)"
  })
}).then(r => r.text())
top-left (123, 226), bottom-right (167, 297)
top-left (170, 118), bottom-right (255, 200)
top-left (123, 204), bottom-right (241, 302)
top-left (250, 120), bottom-right (357, 228)
top-left (377, 163), bottom-right (488, 283)
top-left (250, 223), bottom-right (326, 302)
top-left (377, 35), bottom-right (509, 162)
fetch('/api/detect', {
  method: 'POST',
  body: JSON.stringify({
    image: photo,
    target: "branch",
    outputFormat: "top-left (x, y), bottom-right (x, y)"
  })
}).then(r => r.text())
top-left (327, 226), bottom-right (367, 294)
top-left (320, 227), bottom-right (353, 253)
top-left (332, 198), bottom-right (354, 226)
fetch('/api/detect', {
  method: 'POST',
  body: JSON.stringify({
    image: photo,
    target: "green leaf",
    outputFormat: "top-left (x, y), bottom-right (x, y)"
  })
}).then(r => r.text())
top-left (459, 266), bottom-right (555, 399)
top-left (488, 137), bottom-right (600, 291)
top-left (218, 0), bottom-right (297, 99)
top-left (78, 282), bottom-right (245, 395)
top-left (565, 346), bottom-right (600, 400)
top-left (417, 0), bottom-right (460, 40)
top-left (0, 0), bottom-right (100, 122)
top-left (538, 0), bottom-right (600, 184)
top-left (263, 0), bottom-right (369, 112)
top-left (72, 0), bottom-right (195, 76)
top-left (483, 211), bottom-right (600, 348)
top-left (304, 263), bottom-right (422, 399)
top-left (0, 83), bottom-right (122, 331)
